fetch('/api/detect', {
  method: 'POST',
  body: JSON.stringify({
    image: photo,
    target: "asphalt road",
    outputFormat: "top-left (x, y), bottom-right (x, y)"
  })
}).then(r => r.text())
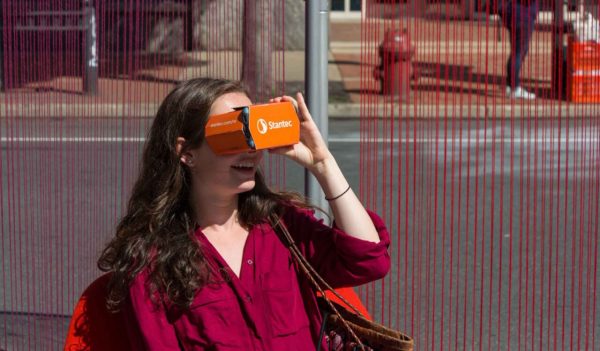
top-left (1, 117), bottom-right (598, 350)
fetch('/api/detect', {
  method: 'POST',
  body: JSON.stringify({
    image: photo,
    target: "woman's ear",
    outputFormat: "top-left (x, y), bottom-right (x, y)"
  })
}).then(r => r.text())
top-left (176, 137), bottom-right (194, 167)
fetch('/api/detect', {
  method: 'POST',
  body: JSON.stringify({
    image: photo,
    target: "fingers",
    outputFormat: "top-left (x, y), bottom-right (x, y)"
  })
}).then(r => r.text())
top-left (268, 145), bottom-right (295, 158)
top-left (280, 95), bottom-right (298, 110)
top-left (295, 92), bottom-right (313, 122)
top-left (269, 93), bottom-right (313, 123)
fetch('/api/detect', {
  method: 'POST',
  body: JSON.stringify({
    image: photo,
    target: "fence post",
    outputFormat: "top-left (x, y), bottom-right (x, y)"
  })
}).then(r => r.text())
top-left (551, 0), bottom-right (565, 99)
top-left (0, 5), bottom-right (3, 91)
top-left (83, 0), bottom-right (98, 94)
top-left (186, 0), bottom-right (193, 51)
top-left (305, 0), bottom-right (329, 214)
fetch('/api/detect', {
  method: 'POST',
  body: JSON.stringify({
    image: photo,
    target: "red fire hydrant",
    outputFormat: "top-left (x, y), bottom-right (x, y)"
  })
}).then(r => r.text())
top-left (373, 29), bottom-right (414, 100)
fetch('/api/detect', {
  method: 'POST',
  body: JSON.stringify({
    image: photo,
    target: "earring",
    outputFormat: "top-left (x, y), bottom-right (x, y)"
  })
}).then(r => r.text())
top-left (181, 157), bottom-right (193, 167)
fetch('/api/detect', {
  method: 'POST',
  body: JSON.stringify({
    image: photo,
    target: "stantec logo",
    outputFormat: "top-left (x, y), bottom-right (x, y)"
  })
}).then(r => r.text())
top-left (257, 119), bottom-right (268, 134)
top-left (256, 119), bottom-right (293, 135)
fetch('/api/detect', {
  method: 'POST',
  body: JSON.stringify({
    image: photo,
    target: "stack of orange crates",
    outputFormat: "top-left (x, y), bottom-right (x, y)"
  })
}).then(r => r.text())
top-left (567, 35), bottom-right (600, 102)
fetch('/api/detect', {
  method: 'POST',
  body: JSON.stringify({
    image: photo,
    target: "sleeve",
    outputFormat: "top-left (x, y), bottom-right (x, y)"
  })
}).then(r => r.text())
top-left (124, 271), bottom-right (182, 351)
top-left (282, 206), bottom-right (391, 288)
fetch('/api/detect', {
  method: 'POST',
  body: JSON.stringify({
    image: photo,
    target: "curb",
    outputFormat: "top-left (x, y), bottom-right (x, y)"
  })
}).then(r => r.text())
top-left (2, 102), bottom-right (597, 119)
top-left (329, 103), bottom-right (600, 118)
top-left (327, 103), bottom-right (600, 119)
top-left (0, 103), bottom-right (161, 119)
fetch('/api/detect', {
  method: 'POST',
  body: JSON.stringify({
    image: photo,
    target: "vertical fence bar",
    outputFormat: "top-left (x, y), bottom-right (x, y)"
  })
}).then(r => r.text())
top-left (552, 0), bottom-right (565, 99)
top-left (83, 0), bottom-right (97, 94)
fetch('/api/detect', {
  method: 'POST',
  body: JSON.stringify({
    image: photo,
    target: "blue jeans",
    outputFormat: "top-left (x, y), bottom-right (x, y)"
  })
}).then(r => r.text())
top-left (501, 2), bottom-right (539, 89)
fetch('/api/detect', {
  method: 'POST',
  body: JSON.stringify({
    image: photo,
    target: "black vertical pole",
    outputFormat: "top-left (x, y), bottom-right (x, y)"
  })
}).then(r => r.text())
top-left (0, 2), bottom-right (3, 92)
top-left (552, 0), bottom-right (564, 100)
top-left (83, 0), bottom-right (98, 94)
top-left (186, 0), bottom-right (193, 51)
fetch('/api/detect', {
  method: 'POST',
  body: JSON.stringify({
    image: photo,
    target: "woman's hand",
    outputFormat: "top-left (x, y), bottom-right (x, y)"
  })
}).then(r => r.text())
top-left (268, 93), bottom-right (334, 175)
top-left (270, 94), bottom-right (380, 243)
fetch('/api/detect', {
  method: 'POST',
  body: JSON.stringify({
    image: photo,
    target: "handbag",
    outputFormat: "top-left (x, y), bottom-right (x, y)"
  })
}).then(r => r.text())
top-left (270, 216), bottom-right (414, 351)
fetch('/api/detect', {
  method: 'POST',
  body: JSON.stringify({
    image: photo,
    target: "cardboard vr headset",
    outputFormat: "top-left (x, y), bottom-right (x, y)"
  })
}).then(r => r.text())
top-left (205, 101), bottom-right (300, 154)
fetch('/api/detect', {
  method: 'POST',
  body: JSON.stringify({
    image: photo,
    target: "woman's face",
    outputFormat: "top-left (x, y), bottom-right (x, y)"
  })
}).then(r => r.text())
top-left (186, 92), bottom-right (264, 197)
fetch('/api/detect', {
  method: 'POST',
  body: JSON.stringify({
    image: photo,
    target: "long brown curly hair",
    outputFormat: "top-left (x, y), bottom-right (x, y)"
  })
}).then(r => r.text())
top-left (98, 78), bottom-right (309, 311)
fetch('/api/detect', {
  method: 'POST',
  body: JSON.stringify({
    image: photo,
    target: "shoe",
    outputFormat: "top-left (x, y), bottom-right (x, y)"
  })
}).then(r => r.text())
top-left (506, 86), bottom-right (536, 100)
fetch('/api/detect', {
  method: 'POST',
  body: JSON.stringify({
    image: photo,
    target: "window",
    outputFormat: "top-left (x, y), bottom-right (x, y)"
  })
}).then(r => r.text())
top-left (331, 0), bottom-right (362, 13)
top-left (331, 0), bottom-right (345, 11)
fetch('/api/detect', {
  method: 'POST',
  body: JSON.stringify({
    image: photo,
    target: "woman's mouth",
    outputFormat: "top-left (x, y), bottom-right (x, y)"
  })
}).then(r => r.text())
top-left (231, 162), bottom-right (256, 172)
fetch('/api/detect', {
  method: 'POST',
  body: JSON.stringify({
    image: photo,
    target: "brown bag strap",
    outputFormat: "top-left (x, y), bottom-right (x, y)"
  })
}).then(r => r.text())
top-left (269, 215), bottom-right (368, 350)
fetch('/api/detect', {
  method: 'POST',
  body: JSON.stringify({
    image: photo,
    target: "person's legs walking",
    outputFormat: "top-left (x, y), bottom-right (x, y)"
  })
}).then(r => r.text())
top-left (505, 2), bottom-right (537, 99)
top-left (516, 4), bottom-right (536, 86)
top-left (506, 22), bottom-right (521, 90)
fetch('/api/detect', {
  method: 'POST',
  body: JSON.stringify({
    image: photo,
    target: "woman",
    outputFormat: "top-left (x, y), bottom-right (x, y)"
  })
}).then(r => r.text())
top-left (98, 78), bottom-right (391, 350)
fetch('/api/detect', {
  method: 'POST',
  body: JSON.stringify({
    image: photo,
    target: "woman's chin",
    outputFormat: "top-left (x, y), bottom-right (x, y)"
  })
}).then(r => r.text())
top-left (237, 180), bottom-right (256, 193)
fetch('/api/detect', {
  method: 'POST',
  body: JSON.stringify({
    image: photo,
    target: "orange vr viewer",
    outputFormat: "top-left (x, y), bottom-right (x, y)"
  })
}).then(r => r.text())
top-left (204, 101), bottom-right (300, 154)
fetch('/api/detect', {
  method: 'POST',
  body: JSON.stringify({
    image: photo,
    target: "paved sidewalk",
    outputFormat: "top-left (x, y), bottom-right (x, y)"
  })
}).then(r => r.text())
top-left (0, 16), bottom-right (597, 119)
top-left (327, 17), bottom-right (600, 118)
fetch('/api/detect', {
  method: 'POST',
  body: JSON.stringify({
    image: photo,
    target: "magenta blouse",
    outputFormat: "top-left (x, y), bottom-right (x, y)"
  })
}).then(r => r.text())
top-left (124, 206), bottom-right (391, 350)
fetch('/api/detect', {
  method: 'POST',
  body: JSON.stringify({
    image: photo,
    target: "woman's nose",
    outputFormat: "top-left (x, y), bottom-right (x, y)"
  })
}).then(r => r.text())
top-left (247, 149), bottom-right (264, 158)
